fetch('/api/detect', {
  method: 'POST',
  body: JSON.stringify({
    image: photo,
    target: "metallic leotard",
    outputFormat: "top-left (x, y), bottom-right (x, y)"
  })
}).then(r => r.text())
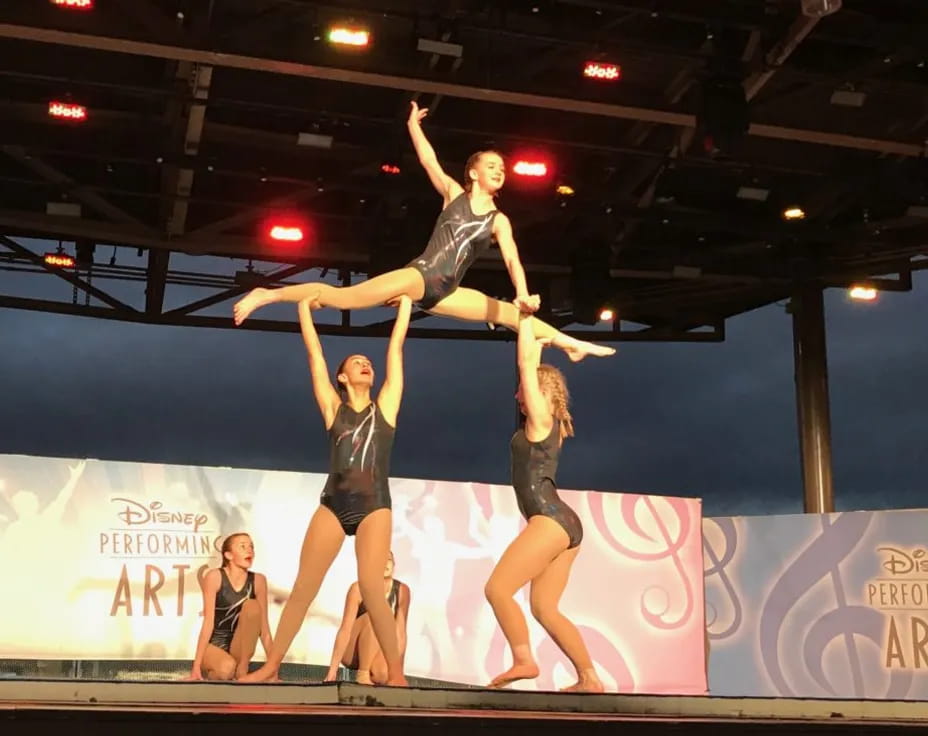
top-left (408, 192), bottom-right (498, 309)
top-left (321, 402), bottom-right (395, 536)
top-left (208, 569), bottom-right (256, 651)
top-left (510, 419), bottom-right (583, 549)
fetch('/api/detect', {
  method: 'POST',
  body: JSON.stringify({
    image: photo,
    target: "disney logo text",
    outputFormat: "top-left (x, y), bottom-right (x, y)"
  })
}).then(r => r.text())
top-left (112, 498), bottom-right (208, 532)
top-left (878, 546), bottom-right (928, 576)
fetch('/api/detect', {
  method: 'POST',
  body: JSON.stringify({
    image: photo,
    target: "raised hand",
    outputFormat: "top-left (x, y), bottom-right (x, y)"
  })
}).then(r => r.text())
top-left (408, 100), bottom-right (428, 126)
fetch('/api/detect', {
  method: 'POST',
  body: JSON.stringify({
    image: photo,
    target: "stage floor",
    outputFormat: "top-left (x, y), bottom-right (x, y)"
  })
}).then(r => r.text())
top-left (2, 679), bottom-right (927, 734)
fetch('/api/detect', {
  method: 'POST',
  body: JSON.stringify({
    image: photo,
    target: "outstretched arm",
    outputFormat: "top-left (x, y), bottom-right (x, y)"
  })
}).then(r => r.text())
top-left (325, 583), bottom-right (362, 681)
top-left (407, 102), bottom-right (464, 205)
top-left (190, 569), bottom-right (221, 680)
top-left (376, 295), bottom-right (412, 426)
top-left (517, 314), bottom-right (553, 440)
top-left (298, 298), bottom-right (341, 428)
top-left (254, 573), bottom-right (273, 658)
top-left (494, 214), bottom-right (539, 314)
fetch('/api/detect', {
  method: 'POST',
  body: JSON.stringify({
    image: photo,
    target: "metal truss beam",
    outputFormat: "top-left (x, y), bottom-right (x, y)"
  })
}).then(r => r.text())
top-left (165, 263), bottom-right (315, 317)
top-left (144, 247), bottom-right (169, 316)
top-left (743, 14), bottom-right (820, 102)
top-left (0, 293), bottom-right (728, 343)
top-left (0, 235), bottom-right (137, 312)
top-left (1, 145), bottom-right (154, 230)
top-left (0, 24), bottom-right (922, 158)
top-left (0, 208), bottom-right (365, 262)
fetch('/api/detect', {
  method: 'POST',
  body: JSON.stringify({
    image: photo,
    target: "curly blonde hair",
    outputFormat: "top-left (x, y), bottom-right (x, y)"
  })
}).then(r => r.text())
top-left (537, 364), bottom-right (574, 441)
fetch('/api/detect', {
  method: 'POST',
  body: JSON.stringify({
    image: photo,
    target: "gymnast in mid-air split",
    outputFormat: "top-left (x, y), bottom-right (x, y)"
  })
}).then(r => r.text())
top-left (233, 101), bottom-right (614, 363)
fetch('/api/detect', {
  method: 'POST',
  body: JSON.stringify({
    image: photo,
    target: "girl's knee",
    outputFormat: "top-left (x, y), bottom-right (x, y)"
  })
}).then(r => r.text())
top-left (240, 599), bottom-right (260, 619)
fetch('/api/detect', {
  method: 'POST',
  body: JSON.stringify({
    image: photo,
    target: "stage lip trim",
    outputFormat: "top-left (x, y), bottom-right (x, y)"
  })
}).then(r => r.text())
top-left (2, 680), bottom-right (928, 723)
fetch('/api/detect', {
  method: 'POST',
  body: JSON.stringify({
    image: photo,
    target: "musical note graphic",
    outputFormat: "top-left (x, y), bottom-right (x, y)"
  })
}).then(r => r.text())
top-left (588, 493), bottom-right (695, 630)
top-left (759, 513), bottom-right (913, 699)
top-left (703, 517), bottom-right (743, 641)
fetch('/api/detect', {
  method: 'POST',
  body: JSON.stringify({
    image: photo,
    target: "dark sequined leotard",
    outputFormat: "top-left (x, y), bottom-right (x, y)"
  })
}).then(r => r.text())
top-left (321, 402), bottom-right (395, 536)
top-left (408, 192), bottom-right (498, 309)
top-left (510, 419), bottom-right (583, 549)
top-left (208, 569), bottom-right (256, 652)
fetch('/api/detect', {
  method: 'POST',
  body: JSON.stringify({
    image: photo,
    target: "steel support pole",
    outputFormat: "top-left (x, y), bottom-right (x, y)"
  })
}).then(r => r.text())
top-left (791, 282), bottom-right (835, 513)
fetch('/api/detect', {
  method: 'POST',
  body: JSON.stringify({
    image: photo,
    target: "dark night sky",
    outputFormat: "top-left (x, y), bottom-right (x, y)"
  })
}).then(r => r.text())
top-left (0, 250), bottom-right (925, 518)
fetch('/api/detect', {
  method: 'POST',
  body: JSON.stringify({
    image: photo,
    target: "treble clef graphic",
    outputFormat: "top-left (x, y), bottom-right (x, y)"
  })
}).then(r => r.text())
top-left (703, 517), bottom-right (743, 641)
top-left (759, 512), bottom-right (912, 698)
top-left (588, 493), bottom-right (694, 629)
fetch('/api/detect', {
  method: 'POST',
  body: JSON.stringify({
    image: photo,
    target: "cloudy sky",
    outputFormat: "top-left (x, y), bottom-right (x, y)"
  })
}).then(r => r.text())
top-left (0, 248), bottom-right (924, 518)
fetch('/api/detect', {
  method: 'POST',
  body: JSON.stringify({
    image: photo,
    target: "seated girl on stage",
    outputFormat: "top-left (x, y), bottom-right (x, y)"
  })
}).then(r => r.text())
top-left (324, 551), bottom-right (410, 685)
top-left (189, 532), bottom-right (272, 680)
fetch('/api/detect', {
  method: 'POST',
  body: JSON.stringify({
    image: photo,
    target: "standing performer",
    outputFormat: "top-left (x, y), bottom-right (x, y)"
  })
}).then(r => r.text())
top-left (483, 315), bottom-right (604, 692)
top-left (189, 532), bottom-right (272, 680)
top-left (240, 296), bottom-right (412, 685)
top-left (324, 551), bottom-right (411, 685)
top-left (233, 102), bottom-right (614, 363)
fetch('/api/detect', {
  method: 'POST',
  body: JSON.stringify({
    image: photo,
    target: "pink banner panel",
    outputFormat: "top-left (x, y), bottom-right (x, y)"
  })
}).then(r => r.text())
top-left (0, 454), bottom-right (705, 694)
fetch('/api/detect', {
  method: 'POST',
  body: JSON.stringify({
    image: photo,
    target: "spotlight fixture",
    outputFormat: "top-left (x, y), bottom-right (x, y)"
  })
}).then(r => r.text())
top-left (327, 26), bottom-right (371, 47)
top-left (598, 307), bottom-right (615, 322)
top-left (269, 225), bottom-right (305, 242)
top-left (48, 101), bottom-right (87, 121)
top-left (848, 285), bottom-right (877, 301)
top-left (380, 163), bottom-right (401, 175)
top-left (51, 0), bottom-right (94, 8)
top-left (736, 186), bottom-right (769, 202)
top-left (44, 252), bottom-right (75, 268)
top-left (556, 184), bottom-right (575, 196)
top-left (513, 160), bottom-right (549, 178)
top-left (782, 206), bottom-right (806, 221)
top-left (583, 61), bottom-right (621, 81)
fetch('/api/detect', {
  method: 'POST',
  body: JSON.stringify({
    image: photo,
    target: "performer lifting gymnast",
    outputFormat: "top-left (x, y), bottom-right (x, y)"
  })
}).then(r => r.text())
top-left (484, 315), bottom-right (604, 693)
top-left (239, 296), bottom-right (412, 685)
top-left (233, 102), bottom-right (615, 363)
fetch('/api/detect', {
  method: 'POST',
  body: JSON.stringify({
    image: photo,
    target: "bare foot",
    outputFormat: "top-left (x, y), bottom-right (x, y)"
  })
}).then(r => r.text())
top-left (233, 287), bottom-right (274, 326)
top-left (564, 339), bottom-right (616, 363)
top-left (355, 670), bottom-right (373, 685)
top-left (488, 662), bottom-right (540, 688)
top-left (560, 677), bottom-right (605, 693)
top-left (236, 663), bottom-right (279, 683)
top-left (385, 674), bottom-right (408, 687)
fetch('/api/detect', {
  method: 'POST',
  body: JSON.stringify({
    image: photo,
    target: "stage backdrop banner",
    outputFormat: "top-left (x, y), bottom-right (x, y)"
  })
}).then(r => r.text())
top-left (0, 454), bottom-right (705, 694)
top-left (704, 509), bottom-right (928, 699)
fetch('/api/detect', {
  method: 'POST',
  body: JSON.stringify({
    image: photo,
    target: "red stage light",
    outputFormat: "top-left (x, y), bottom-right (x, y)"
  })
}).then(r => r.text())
top-left (269, 225), bottom-right (305, 242)
top-left (44, 252), bottom-right (76, 268)
top-left (583, 61), bottom-right (621, 81)
top-left (380, 163), bottom-right (401, 175)
top-left (51, 0), bottom-right (94, 8)
top-left (513, 160), bottom-right (549, 178)
top-left (48, 101), bottom-right (87, 121)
